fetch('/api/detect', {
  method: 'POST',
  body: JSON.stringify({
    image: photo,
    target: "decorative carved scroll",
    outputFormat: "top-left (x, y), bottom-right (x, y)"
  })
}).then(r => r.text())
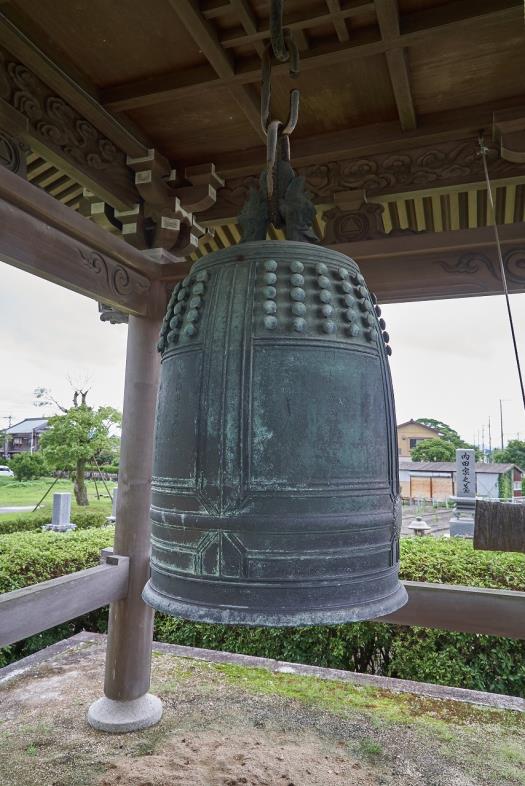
top-left (0, 45), bottom-right (134, 208)
top-left (504, 249), bottom-right (525, 284)
top-left (434, 252), bottom-right (497, 278)
top-left (0, 128), bottom-right (23, 175)
top-left (78, 249), bottom-right (150, 300)
top-left (205, 138), bottom-right (525, 226)
top-left (434, 249), bottom-right (525, 286)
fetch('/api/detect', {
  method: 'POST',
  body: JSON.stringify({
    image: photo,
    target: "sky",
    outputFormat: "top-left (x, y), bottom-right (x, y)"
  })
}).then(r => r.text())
top-left (1, 262), bottom-right (525, 449)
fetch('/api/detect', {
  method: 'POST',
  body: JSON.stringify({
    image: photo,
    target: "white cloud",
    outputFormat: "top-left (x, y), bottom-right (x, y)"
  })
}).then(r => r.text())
top-left (0, 264), bottom-right (127, 424)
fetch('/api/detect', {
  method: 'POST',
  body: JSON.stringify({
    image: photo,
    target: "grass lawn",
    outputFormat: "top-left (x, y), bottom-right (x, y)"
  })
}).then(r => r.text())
top-left (0, 477), bottom-right (114, 519)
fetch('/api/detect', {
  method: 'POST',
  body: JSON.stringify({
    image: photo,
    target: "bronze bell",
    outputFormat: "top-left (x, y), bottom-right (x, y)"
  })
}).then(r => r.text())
top-left (142, 240), bottom-right (407, 625)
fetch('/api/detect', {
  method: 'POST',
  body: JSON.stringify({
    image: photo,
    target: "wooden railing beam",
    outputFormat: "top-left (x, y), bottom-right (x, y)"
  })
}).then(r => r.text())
top-left (380, 581), bottom-right (525, 639)
top-left (0, 553), bottom-right (129, 649)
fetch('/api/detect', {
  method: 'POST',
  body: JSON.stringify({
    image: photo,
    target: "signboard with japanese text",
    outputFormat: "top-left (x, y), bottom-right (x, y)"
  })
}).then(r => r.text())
top-left (456, 449), bottom-right (476, 498)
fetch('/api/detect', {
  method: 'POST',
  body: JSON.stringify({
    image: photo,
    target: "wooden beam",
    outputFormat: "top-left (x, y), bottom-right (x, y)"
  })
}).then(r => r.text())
top-left (203, 132), bottom-right (525, 223)
top-left (375, 0), bottom-right (416, 131)
top-left (229, 0), bottom-right (265, 57)
top-left (332, 223), bottom-right (525, 303)
top-left (474, 501), bottom-right (525, 553)
top-left (220, 2), bottom-right (375, 48)
top-left (385, 48), bottom-right (416, 131)
top-left (0, 7), bottom-right (149, 157)
top-left (167, 0), bottom-right (264, 142)
top-left (102, 0), bottom-right (521, 111)
top-left (380, 581), bottom-right (525, 639)
top-left (325, 0), bottom-right (350, 43)
top-left (0, 553), bottom-right (129, 649)
top-left (0, 166), bottom-right (161, 315)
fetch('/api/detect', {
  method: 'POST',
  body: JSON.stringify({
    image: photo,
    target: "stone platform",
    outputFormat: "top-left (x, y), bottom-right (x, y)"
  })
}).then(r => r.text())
top-left (0, 633), bottom-right (523, 786)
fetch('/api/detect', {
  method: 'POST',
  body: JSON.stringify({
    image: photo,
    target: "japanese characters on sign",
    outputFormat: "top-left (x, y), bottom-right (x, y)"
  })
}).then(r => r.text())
top-left (456, 448), bottom-right (476, 498)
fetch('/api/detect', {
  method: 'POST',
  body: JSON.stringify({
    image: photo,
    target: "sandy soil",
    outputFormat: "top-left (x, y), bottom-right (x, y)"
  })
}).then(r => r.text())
top-left (0, 636), bottom-right (523, 786)
top-left (99, 730), bottom-right (375, 786)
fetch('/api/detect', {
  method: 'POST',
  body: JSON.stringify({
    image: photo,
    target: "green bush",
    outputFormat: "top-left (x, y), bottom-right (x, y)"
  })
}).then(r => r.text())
top-left (499, 470), bottom-right (513, 499)
top-left (0, 528), bottom-right (114, 592)
top-left (0, 532), bottom-right (524, 697)
top-left (85, 464), bottom-right (119, 475)
top-left (0, 509), bottom-right (109, 535)
top-left (9, 452), bottom-right (48, 481)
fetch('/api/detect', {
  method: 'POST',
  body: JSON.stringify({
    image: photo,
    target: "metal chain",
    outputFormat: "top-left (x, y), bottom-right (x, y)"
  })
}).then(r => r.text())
top-left (269, 0), bottom-right (288, 62)
top-left (261, 1), bottom-right (300, 198)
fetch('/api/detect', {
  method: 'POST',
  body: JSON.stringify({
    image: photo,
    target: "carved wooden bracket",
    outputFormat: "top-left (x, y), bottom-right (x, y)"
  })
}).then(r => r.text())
top-left (97, 152), bottom-right (225, 257)
top-left (80, 163), bottom-right (221, 258)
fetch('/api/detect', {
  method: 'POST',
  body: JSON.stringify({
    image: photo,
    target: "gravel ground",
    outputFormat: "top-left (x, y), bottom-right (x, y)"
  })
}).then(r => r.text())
top-left (0, 637), bottom-right (523, 786)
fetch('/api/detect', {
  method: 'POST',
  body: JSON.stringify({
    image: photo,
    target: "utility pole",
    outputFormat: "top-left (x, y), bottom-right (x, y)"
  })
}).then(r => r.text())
top-left (499, 399), bottom-right (505, 450)
top-left (481, 424), bottom-right (485, 462)
top-left (488, 416), bottom-right (492, 459)
top-left (2, 415), bottom-right (12, 459)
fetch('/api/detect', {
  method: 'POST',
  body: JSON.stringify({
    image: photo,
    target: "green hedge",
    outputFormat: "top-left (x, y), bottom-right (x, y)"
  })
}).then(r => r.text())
top-left (0, 528), bottom-right (114, 592)
top-left (0, 510), bottom-right (109, 536)
top-left (1, 532), bottom-right (524, 697)
top-left (0, 528), bottom-right (114, 667)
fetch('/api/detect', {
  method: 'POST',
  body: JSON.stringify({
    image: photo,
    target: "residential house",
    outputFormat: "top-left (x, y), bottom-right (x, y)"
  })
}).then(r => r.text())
top-left (399, 460), bottom-right (523, 501)
top-left (397, 419), bottom-right (441, 457)
top-left (3, 418), bottom-right (49, 459)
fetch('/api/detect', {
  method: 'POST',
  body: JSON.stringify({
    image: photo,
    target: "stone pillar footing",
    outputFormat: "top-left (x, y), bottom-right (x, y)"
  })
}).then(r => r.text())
top-left (87, 693), bottom-right (162, 733)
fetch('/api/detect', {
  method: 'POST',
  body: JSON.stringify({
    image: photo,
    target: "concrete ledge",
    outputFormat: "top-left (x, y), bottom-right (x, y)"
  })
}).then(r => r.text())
top-left (1, 631), bottom-right (523, 714)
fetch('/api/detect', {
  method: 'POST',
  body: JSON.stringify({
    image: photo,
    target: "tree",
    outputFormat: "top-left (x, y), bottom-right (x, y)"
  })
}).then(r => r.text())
top-left (10, 452), bottom-right (48, 481)
top-left (411, 438), bottom-right (456, 462)
top-left (492, 440), bottom-right (525, 469)
top-left (415, 418), bottom-right (480, 459)
top-left (40, 399), bottom-right (121, 506)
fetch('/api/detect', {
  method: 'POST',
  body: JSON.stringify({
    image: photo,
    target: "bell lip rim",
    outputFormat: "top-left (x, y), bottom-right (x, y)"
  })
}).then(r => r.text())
top-left (142, 580), bottom-right (408, 628)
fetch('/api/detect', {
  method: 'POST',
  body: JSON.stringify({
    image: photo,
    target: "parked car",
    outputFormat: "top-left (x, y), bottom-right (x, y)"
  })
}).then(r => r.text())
top-left (0, 465), bottom-right (14, 478)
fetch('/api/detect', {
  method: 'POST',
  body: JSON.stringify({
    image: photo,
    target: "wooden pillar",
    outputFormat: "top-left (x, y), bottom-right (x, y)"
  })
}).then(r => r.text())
top-left (88, 306), bottom-right (163, 733)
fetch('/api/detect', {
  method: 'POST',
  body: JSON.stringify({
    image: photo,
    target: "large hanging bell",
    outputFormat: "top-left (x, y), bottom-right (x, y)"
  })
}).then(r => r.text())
top-left (142, 241), bottom-right (407, 625)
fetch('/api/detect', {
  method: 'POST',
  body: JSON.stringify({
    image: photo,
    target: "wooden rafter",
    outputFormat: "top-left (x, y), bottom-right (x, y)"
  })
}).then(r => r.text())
top-left (229, 0), bottom-right (265, 57)
top-left (325, 0), bottom-right (350, 43)
top-left (167, 0), bottom-right (265, 143)
top-left (198, 98), bottom-right (525, 180)
top-left (209, 1), bottom-right (374, 41)
top-left (375, 0), bottom-right (416, 131)
top-left (102, 0), bottom-right (521, 112)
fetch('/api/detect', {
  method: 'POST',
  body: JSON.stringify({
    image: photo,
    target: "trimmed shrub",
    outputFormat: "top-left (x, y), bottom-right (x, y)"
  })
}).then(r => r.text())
top-left (9, 452), bottom-right (48, 481)
top-left (0, 532), bottom-right (524, 696)
top-left (0, 510), bottom-right (109, 535)
top-left (0, 528), bottom-right (114, 592)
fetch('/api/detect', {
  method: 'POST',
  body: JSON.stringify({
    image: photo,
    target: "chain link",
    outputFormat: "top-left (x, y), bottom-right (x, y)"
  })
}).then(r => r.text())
top-left (261, 1), bottom-right (300, 198)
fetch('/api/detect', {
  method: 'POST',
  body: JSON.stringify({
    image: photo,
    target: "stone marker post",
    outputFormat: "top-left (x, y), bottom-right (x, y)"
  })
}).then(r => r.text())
top-left (46, 492), bottom-right (75, 532)
top-left (106, 487), bottom-right (118, 524)
top-left (450, 449), bottom-right (476, 537)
